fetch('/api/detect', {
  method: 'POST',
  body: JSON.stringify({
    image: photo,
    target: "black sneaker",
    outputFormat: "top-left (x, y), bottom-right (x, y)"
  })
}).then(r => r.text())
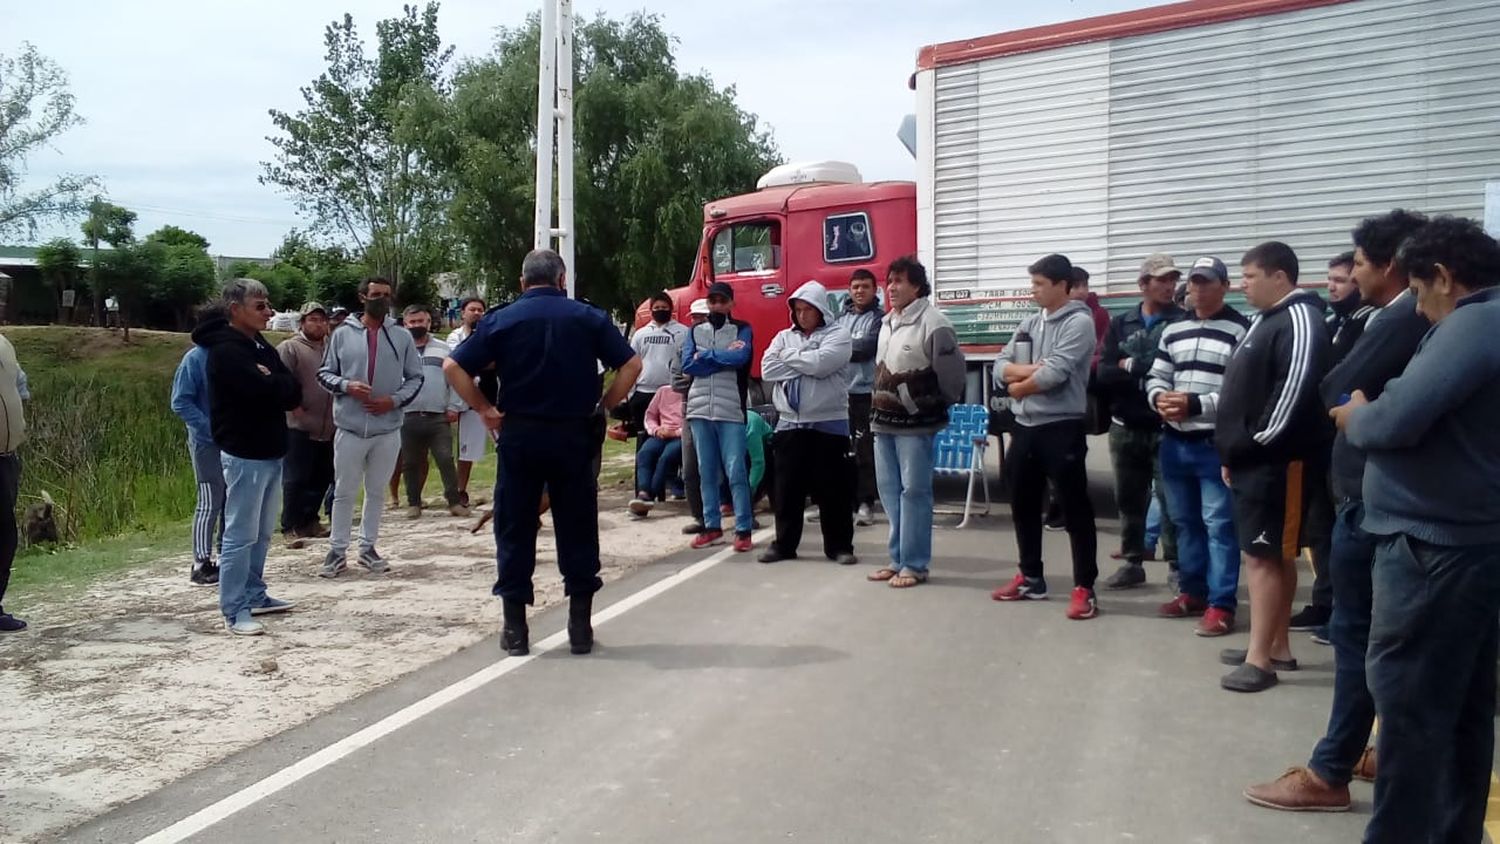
top-left (1103, 563), bottom-right (1146, 590)
top-left (758, 547), bottom-right (795, 564)
top-left (0, 612), bottom-right (27, 632)
top-left (190, 562), bottom-right (220, 586)
top-left (1289, 604), bottom-right (1332, 631)
top-left (681, 521), bottom-right (705, 535)
top-left (1310, 626), bottom-right (1332, 646)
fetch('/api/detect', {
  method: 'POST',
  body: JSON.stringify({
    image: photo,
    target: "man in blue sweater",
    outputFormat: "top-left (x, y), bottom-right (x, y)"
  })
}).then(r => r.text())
top-left (170, 303), bottom-right (227, 586)
top-left (1332, 216), bottom-right (1500, 844)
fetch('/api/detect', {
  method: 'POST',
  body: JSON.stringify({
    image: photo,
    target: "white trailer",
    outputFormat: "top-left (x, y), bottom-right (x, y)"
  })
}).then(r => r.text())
top-left (913, 0), bottom-right (1500, 352)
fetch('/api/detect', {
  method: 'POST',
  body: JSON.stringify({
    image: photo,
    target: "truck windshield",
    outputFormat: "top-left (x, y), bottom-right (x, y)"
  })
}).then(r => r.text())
top-left (711, 222), bottom-right (780, 275)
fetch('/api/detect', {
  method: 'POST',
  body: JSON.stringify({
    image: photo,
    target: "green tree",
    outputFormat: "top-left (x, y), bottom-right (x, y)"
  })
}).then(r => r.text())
top-left (0, 44), bottom-right (98, 240)
top-left (34, 237), bottom-right (83, 323)
top-left (145, 224), bottom-right (210, 250)
top-left (261, 3), bottom-right (455, 297)
top-left (229, 260), bottom-right (312, 311)
top-left (81, 199), bottom-right (137, 327)
top-left (143, 225), bottom-right (217, 328)
top-left (406, 12), bottom-right (780, 317)
top-left (268, 229), bottom-right (366, 308)
top-left (95, 241), bottom-right (158, 342)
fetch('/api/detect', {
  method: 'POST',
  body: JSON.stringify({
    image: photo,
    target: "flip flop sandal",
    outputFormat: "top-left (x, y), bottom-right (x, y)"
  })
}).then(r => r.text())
top-left (867, 567), bottom-right (899, 582)
top-left (889, 568), bottom-right (929, 589)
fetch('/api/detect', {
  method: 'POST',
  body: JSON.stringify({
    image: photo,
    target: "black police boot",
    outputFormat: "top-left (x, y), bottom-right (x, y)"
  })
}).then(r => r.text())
top-left (501, 599), bottom-right (529, 656)
top-left (568, 593), bottom-right (594, 655)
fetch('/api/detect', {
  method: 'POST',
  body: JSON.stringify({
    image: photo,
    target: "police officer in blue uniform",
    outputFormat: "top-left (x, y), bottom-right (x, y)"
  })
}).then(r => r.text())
top-left (445, 249), bottom-right (642, 656)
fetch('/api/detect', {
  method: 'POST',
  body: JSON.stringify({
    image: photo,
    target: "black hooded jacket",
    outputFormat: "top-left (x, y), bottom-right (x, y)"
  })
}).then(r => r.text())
top-left (190, 315), bottom-right (302, 460)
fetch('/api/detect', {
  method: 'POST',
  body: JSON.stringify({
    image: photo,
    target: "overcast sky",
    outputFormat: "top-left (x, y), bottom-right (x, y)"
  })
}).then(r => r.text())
top-left (5, 0), bottom-right (1149, 256)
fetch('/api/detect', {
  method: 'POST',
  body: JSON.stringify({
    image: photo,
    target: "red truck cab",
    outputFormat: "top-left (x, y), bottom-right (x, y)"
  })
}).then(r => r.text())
top-left (635, 162), bottom-right (917, 378)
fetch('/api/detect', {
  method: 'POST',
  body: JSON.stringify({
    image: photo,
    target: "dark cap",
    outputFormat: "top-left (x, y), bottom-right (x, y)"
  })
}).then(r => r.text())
top-left (707, 282), bottom-right (734, 301)
top-left (1187, 256), bottom-right (1229, 284)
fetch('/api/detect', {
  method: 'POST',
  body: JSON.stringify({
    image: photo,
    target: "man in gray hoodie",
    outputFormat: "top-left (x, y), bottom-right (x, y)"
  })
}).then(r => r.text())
top-left (837, 269), bottom-right (884, 526)
top-left (315, 277), bottom-right (424, 577)
top-left (759, 281), bottom-right (856, 565)
top-left (991, 253), bottom-right (1101, 620)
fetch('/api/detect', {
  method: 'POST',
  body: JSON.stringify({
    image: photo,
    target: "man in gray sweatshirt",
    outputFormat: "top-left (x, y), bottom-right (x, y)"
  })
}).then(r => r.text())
top-left (837, 269), bottom-right (884, 526)
top-left (316, 277), bottom-right (424, 577)
top-left (991, 253), bottom-right (1101, 619)
top-left (759, 280), bottom-right (856, 565)
top-left (1332, 217), bottom-right (1500, 844)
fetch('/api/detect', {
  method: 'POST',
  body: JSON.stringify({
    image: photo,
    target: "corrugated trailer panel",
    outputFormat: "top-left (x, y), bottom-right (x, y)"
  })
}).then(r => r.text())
top-left (926, 0), bottom-right (1500, 346)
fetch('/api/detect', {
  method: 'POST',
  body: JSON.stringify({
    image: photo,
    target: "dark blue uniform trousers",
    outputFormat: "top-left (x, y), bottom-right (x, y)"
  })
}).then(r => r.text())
top-left (493, 416), bottom-right (603, 604)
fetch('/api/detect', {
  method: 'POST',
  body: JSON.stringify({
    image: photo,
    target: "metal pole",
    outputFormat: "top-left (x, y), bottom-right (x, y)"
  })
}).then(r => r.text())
top-left (533, 0), bottom-right (558, 252)
top-left (556, 0), bottom-right (575, 298)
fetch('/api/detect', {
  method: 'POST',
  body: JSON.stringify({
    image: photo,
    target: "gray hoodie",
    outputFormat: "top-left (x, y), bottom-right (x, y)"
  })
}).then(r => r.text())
top-left (837, 297), bottom-right (884, 395)
top-left (762, 281), bottom-right (853, 428)
top-left (317, 316), bottom-right (425, 437)
top-left (993, 299), bottom-right (1097, 428)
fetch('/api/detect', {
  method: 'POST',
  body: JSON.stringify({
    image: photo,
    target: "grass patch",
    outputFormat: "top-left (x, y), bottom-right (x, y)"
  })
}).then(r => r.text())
top-left (8, 522), bottom-right (185, 600)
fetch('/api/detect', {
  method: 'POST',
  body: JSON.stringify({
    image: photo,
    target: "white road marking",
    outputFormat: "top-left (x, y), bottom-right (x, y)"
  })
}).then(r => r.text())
top-left (134, 534), bottom-right (767, 844)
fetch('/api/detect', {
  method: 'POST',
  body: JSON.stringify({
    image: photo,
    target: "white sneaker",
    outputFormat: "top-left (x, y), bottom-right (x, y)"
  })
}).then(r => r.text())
top-left (225, 610), bottom-right (265, 636)
top-left (855, 504), bottom-right (875, 527)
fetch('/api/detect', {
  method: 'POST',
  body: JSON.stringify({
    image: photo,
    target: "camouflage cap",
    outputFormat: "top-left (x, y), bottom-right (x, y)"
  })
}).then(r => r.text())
top-left (298, 301), bottom-right (328, 318)
top-left (1138, 253), bottom-right (1181, 281)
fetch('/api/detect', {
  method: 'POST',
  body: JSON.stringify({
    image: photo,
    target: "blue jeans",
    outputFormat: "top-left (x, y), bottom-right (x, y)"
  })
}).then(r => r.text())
top-left (1159, 435), bottom-right (1238, 610)
top-left (874, 432), bottom-right (935, 573)
top-left (691, 419), bottom-right (752, 535)
top-left (635, 436), bottom-right (683, 500)
top-left (1144, 489), bottom-right (1163, 552)
top-left (218, 454), bottom-right (282, 621)
top-left (1364, 534), bottom-right (1500, 844)
top-left (1308, 500), bottom-right (1378, 786)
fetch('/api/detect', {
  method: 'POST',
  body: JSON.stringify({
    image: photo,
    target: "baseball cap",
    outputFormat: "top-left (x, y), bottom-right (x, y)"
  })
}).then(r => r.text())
top-left (706, 281), bottom-right (734, 301)
top-left (299, 301), bottom-right (328, 318)
top-left (689, 298), bottom-right (710, 316)
top-left (1187, 256), bottom-right (1229, 284)
top-left (1138, 253), bottom-right (1181, 281)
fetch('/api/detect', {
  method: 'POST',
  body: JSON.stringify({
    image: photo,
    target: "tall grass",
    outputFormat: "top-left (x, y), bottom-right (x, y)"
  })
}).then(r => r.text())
top-left (4, 327), bottom-right (199, 544)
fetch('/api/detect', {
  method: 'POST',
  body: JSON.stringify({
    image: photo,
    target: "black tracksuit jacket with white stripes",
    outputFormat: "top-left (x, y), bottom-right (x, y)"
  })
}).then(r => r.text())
top-left (1214, 289), bottom-right (1333, 470)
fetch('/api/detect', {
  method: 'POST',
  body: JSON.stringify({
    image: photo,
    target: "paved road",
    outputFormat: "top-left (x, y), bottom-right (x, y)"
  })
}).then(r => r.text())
top-left (63, 458), bottom-right (1371, 844)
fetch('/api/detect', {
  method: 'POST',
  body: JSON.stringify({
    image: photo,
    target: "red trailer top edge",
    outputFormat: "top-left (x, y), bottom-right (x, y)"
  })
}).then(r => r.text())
top-left (916, 0), bottom-right (1355, 70)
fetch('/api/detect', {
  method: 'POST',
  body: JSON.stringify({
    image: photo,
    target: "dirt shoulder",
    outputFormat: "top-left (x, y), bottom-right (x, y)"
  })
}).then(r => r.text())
top-left (0, 489), bottom-right (695, 843)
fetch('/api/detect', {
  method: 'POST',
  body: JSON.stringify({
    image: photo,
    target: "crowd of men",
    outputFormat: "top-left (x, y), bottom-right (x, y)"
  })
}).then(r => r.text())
top-left (30, 201), bottom-right (1495, 844)
top-left (168, 277), bottom-right (499, 632)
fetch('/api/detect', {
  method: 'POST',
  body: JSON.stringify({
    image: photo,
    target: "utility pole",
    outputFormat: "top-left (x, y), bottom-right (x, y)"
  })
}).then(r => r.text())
top-left (534, 0), bottom-right (576, 298)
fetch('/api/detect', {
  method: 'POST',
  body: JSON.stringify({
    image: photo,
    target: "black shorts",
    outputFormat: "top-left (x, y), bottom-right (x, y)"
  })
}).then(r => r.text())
top-left (1229, 461), bottom-right (1304, 559)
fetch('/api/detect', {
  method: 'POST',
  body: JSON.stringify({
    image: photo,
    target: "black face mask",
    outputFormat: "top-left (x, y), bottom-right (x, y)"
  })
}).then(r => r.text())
top-left (707, 312), bottom-right (727, 329)
top-left (364, 296), bottom-right (390, 321)
top-left (651, 309), bottom-right (672, 324)
top-left (409, 326), bottom-right (428, 340)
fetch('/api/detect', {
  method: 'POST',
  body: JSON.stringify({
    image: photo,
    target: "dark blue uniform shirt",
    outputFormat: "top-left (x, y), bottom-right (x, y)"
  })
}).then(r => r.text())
top-left (449, 286), bottom-right (635, 420)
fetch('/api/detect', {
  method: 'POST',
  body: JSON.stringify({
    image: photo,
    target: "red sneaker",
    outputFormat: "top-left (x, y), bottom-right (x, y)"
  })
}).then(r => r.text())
top-left (1195, 607), bottom-right (1235, 637)
top-left (1158, 593), bottom-right (1209, 618)
top-left (691, 530), bottom-right (725, 550)
top-left (1066, 587), bottom-right (1098, 620)
top-left (732, 533), bottom-right (753, 553)
top-left (719, 504), bottom-right (734, 517)
top-left (992, 573), bottom-right (1048, 602)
